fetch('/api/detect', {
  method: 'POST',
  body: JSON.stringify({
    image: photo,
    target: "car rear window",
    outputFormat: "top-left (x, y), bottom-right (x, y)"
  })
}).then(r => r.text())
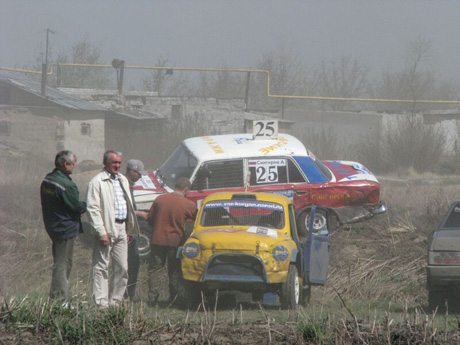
top-left (293, 156), bottom-right (331, 183)
top-left (192, 160), bottom-right (244, 190)
top-left (441, 204), bottom-right (460, 229)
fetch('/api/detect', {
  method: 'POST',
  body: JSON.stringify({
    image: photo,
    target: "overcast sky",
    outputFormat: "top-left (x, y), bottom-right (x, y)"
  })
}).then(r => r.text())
top-left (2, 0), bottom-right (460, 85)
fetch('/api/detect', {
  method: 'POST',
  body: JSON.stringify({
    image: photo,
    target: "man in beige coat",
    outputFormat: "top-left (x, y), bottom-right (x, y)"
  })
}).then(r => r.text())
top-left (87, 150), bottom-right (139, 308)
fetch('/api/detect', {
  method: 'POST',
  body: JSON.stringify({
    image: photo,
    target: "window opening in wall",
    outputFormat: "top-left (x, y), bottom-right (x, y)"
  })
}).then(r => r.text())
top-left (55, 123), bottom-right (65, 140)
top-left (81, 123), bottom-right (91, 136)
top-left (171, 104), bottom-right (183, 119)
top-left (0, 121), bottom-right (11, 136)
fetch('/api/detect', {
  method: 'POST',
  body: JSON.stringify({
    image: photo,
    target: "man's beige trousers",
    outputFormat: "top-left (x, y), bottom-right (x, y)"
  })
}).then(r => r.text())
top-left (92, 223), bottom-right (128, 308)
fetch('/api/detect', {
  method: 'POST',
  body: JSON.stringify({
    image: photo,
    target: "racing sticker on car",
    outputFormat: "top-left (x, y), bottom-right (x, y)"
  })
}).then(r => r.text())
top-left (246, 226), bottom-right (278, 239)
top-left (201, 136), bottom-right (225, 154)
top-left (233, 137), bottom-right (251, 145)
top-left (267, 190), bottom-right (294, 200)
top-left (259, 136), bottom-right (289, 155)
top-left (204, 200), bottom-right (283, 211)
top-left (249, 159), bottom-right (286, 184)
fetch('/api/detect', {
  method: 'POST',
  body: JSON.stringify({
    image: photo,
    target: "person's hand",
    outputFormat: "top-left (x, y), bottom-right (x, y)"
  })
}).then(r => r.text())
top-left (135, 210), bottom-right (148, 220)
top-left (99, 234), bottom-right (110, 247)
top-left (127, 235), bottom-right (132, 244)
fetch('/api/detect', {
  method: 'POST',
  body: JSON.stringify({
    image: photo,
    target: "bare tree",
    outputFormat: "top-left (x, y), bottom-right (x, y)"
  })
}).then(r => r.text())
top-left (313, 56), bottom-right (370, 111)
top-left (185, 63), bottom-right (245, 99)
top-left (55, 37), bottom-right (110, 88)
top-left (141, 56), bottom-right (193, 96)
top-left (209, 66), bottom-right (245, 99)
top-left (374, 37), bottom-right (459, 113)
top-left (250, 43), bottom-right (312, 111)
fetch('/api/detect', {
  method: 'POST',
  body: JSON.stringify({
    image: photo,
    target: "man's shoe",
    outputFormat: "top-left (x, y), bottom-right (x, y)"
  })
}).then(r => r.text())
top-left (147, 297), bottom-right (158, 307)
top-left (96, 305), bottom-right (109, 311)
top-left (147, 291), bottom-right (159, 307)
top-left (109, 300), bottom-right (123, 308)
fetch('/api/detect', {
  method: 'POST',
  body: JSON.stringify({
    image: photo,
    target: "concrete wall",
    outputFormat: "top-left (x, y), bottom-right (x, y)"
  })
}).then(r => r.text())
top-left (58, 88), bottom-right (263, 135)
top-left (284, 109), bottom-right (383, 152)
top-left (0, 106), bottom-right (105, 163)
top-left (60, 110), bottom-right (105, 162)
top-left (105, 115), bottom-right (164, 169)
top-left (0, 107), bottom-right (58, 157)
top-left (57, 88), bottom-right (460, 156)
top-left (422, 112), bottom-right (460, 152)
top-left (284, 108), bottom-right (460, 156)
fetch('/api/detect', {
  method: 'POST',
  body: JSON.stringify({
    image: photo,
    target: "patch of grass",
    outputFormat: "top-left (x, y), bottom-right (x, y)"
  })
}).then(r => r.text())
top-left (1, 296), bottom-right (133, 344)
top-left (3, 294), bottom-right (460, 344)
top-left (298, 314), bottom-right (330, 342)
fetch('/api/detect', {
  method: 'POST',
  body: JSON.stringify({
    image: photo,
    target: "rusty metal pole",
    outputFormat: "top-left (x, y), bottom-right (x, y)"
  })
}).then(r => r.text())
top-left (118, 60), bottom-right (125, 95)
top-left (42, 28), bottom-right (55, 96)
top-left (56, 63), bottom-right (61, 87)
top-left (41, 63), bottom-right (47, 96)
top-left (244, 72), bottom-right (251, 111)
top-left (281, 98), bottom-right (285, 119)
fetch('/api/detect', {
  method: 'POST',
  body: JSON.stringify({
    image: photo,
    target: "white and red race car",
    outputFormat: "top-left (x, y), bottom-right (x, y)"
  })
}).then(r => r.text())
top-left (133, 133), bottom-right (386, 257)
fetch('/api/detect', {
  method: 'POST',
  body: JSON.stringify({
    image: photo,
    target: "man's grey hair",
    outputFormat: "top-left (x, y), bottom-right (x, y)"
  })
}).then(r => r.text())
top-left (103, 150), bottom-right (122, 164)
top-left (55, 150), bottom-right (76, 168)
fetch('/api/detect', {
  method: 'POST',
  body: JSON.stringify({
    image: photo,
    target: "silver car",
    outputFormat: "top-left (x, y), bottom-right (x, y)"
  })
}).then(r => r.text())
top-left (427, 201), bottom-right (460, 311)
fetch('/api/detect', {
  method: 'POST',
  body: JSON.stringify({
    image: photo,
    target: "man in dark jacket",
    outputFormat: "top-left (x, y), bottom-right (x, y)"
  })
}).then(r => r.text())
top-left (40, 150), bottom-right (87, 300)
top-left (124, 159), bottom-right (148, 302)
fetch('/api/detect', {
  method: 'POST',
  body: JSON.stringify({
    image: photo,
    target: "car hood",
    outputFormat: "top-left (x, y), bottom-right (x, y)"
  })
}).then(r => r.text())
top-left (190, 226), bottom-right (289, 252)
top-left (431, 230), bottom-right (460, 251)
top-left (323, 160), bottom-right (379, 183)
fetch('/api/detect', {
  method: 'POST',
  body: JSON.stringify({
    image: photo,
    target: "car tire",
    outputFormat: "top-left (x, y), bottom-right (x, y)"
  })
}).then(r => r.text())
top-left (280, 265), bottom-right (300, 310)
top-left (138, 220), bottom-right (151, 259)
top-left (428, 289), bottom-right (447, 312)
top-left (297, 208), bottom-right (328, 237)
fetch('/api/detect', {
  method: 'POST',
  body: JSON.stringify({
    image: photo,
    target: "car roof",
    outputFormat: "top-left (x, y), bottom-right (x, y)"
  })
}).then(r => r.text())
top-left (183, 133), bottom-right (309, 162)
top-left (202, 191), bottom-right (292, 206)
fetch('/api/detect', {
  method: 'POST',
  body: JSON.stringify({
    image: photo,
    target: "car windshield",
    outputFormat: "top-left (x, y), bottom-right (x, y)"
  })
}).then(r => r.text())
top-left (157, 144), bottom-right (198, 189)
top-left (200, 199), bottom-right (285, 229)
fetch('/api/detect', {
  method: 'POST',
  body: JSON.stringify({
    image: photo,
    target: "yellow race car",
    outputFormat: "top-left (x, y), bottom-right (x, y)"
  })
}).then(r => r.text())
top-left (177, 191), bottom-right (330, 309)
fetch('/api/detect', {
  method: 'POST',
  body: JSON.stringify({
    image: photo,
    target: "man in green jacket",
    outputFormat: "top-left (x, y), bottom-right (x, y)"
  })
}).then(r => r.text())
top-left (40, 150), bottom-right (87, 301)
